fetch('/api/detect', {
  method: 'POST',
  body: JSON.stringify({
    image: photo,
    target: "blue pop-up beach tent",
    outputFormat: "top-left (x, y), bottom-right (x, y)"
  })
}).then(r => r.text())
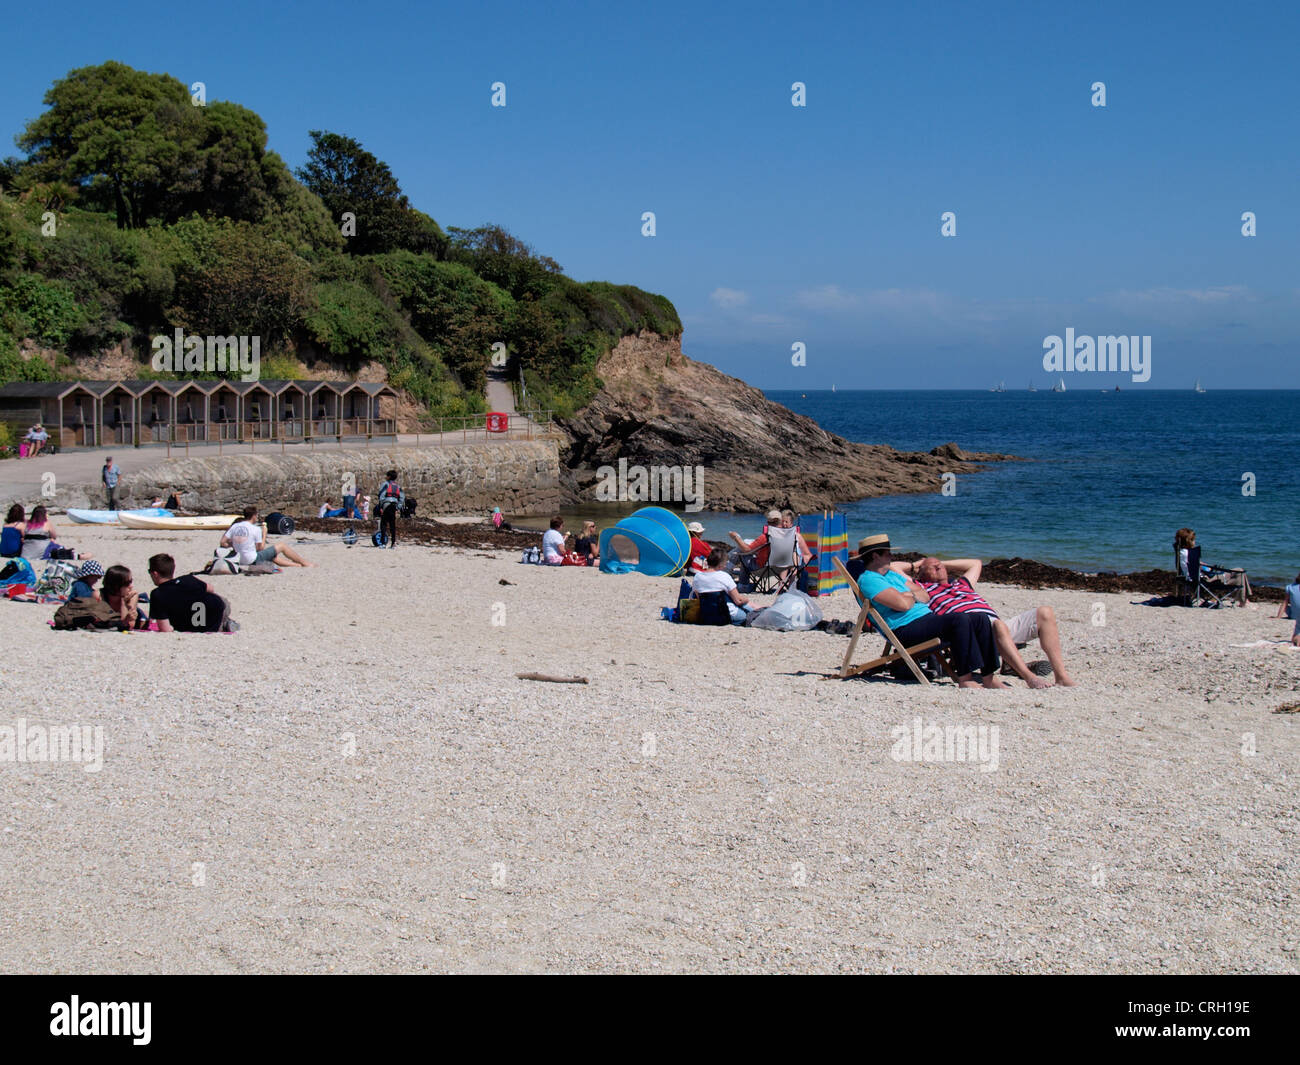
top-left (598, 506), bottom-right (692, 576)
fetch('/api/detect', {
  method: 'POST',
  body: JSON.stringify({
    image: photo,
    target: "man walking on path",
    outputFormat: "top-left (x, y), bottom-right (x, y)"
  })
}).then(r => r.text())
top-left (102, 457), bottom-right (121, 510)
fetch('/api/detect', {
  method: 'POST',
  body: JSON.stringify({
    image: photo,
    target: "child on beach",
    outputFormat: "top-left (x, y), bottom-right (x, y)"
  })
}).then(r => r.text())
top-left (71, 560), bottom-right (104, 600)
top-left (1274, 574), bottom-right (1300, 647)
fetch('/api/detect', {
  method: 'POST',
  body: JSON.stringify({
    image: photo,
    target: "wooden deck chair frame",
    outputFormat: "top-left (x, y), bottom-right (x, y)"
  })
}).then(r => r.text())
top-left (832, 557), bottom-right (957, 684)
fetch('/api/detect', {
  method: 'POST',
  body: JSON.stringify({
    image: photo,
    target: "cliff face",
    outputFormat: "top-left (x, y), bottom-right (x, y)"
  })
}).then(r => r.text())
top-left (555, 332), bottom-right (1012, 513)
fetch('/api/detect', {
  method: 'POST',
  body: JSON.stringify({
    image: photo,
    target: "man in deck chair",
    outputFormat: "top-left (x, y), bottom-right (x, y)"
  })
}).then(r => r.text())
top-left (856, 534), bottom-right (1006, 689)
top-left (895, 557), bottom-right (1077, 688)
top-left (731, 510), bottom-right (811, 593)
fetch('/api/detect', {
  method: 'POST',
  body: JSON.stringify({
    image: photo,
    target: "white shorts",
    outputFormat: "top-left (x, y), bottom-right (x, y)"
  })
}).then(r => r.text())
top-left (1004, 608), bottom-right (1039, 646)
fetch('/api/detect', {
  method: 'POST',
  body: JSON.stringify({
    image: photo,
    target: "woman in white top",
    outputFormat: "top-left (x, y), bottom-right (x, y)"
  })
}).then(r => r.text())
top-left (692, 547), bottom-right (753, 624)
top-left (542, 515), bottom-right (567, 565)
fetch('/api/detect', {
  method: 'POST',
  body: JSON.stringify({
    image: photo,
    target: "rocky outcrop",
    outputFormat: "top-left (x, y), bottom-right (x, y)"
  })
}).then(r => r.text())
top-left (555, 332), bottom-right (1015, 512)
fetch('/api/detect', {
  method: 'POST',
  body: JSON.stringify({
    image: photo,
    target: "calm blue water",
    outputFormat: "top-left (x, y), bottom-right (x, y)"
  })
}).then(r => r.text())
top-left (704, 390), bottom-right (1298, 585)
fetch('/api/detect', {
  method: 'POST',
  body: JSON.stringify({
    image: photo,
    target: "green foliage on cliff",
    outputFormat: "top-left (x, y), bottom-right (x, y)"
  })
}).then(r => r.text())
top-left (0, 61), bottom-right (681, 417)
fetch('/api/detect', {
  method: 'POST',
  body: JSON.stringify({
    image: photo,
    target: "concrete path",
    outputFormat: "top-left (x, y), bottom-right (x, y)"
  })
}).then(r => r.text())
top-left (485, 368), bottom-right (517, 414)
top-left (1, 427), bottom-right (560, 509)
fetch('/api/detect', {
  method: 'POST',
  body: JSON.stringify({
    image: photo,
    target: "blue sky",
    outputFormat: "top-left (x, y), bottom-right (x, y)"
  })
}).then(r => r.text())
top-left (3, 0), bottom-right (1297, 388)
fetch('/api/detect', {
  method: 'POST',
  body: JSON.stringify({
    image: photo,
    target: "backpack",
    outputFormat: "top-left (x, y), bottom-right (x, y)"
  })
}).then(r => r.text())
top-left (53, 596), bottom-right (121, 630)
top-left (205, 548), bottom-right (242, 575)
top-left (519, 546), bottom-right (540, 564)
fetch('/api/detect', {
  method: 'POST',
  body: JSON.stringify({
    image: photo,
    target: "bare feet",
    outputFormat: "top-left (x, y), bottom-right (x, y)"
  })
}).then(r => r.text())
top-left (1054, 672), bottom-right (1078, 686)
top-left (981, 675), bottom-right (1009, 689)
top-left (1024, 675), bottom-right (1053, 689)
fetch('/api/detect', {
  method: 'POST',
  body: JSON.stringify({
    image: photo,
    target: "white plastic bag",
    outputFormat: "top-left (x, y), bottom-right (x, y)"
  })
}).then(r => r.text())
top-left (746, 590), bottom-right (823, 631)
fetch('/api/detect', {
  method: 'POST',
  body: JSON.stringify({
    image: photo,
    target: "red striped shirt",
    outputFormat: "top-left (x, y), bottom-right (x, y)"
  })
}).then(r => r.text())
top-left (917, 577), bottom-right (998, 618)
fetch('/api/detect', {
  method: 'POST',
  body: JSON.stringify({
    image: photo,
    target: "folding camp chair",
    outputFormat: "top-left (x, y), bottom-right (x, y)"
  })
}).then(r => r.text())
top-left (744, 525), bottom-right (807, 595)
top-left (832, 557), bottom-right (958, 684)
top-left (1175, 545), bottom-right (1250, 608)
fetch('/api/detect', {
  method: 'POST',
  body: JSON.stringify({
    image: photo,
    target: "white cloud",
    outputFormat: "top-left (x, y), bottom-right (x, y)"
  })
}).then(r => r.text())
top-left (709, 287), bottom-right (749, 308)
top-left (793, 284), bottom-right (860, 311)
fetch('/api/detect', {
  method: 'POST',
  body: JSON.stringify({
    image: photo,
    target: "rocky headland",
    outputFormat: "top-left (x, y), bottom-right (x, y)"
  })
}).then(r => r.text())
top-left (555, 332), bottom-right (1015, 513)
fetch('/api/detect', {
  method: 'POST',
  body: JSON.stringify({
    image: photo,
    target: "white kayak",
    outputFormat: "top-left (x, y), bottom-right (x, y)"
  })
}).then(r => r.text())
top-left (118, 512), bottom-right (241, 531)
top-left (66, 507), bottom-right (173, 525)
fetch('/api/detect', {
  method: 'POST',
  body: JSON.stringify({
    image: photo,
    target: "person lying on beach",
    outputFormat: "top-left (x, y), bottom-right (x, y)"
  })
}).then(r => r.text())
top-left (857, 534), bottom-right (1006, 690)
top-left (71, 559), bottom-right (104, 600)
top-left (146, 553), bottom-right (234, 633)
top-left (318, 499), bottom-right (347, 518)
top-left (222, 507), bottom-right (315, 568)
top-left (892, 557), bottom-right (1077, 687)
top-left (1274, 573), bottom-right (1300, 647)
top-left (693, 547), bottom-right (754, 624)
top-left (101, 565), bottom-right (150, 630)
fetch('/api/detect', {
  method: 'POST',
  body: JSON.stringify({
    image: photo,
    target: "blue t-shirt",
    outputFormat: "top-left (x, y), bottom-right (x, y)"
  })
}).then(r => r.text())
top-left (858, 568), bottom-right (931, 629)
top-left (71, 580), bottom-right (95, 600)
top-left (1285, 583), bottom-right (1300, 620)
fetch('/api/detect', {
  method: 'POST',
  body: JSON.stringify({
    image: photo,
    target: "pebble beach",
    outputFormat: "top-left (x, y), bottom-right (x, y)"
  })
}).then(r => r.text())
top-left (1, 522), bottom-right (1296, 974)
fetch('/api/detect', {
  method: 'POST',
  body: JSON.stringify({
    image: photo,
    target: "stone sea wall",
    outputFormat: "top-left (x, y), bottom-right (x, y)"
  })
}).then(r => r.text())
top-left (100, 443), bottom-right (560, 516)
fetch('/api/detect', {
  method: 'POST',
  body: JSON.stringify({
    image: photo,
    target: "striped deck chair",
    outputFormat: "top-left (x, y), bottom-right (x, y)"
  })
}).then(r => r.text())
top-left (832, 557), bottom-right (958, 684)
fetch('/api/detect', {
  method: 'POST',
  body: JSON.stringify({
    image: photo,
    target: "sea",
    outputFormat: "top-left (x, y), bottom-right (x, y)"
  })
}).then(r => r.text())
top-left (762, 389), bottom-right (1299, 586)
top-left (518, 389), bottom-right (1298, 586)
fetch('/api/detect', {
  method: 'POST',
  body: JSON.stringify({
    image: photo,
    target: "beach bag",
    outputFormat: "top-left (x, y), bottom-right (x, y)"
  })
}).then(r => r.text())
top-left (696, 590), bottom-right (732, 625)
top-left (519, 546), bottom-right (541, 564)
top-left (36, 559), bottom-right (78, 598)
top-left (42, 542), bottom-right (76, 561)
top-left (206, 549), bottom-right (242, 575)
top-left (53, 596), bottom-right (121, 630)
top-left (560, 552), bottom-right (587, 566)
top-left (747, 590), bottom-right (823, 631)
top-left (0, 556), bottom-right (36, 589)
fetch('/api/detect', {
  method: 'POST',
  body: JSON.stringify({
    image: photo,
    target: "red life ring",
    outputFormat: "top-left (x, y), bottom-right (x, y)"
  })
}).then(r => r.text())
top-left (485, 412), bottom-right (508, 433)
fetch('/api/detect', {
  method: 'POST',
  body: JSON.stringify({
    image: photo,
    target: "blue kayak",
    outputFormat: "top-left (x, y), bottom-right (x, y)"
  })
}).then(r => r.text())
top-left (66, 507), bottom-right (174, 525)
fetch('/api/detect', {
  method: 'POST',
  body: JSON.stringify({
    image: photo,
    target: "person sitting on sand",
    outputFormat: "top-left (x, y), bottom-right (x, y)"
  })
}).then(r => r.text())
top-left (222, 507), bottom-right (315, 568)
top-left (693, 546), bottom-right (754, 624)
top-left (146, 553), bottom-right (235, 633)
top-left (1, 504), bottom-right (25, 557)
top-left (19, 504), bottom-right (90, 561)
top-left (893, 556), bottom-right (1077, 688)
top-left (164, 490), bottom-right (180, 511)
top-left (575, 520), bottom-right (600, 565)
top-left (857, 534), bottom-right (1005, 690)
top-left (542, 516), bottom-right (567, 566)
top-left (687, 521), bottom-right (712, 572)
top-left (101, 564), bottom-right (150, 630)
top-left (71, 559), bottom-right (104, 600)
top-left (1275, 572), bottom-right (1300, 648)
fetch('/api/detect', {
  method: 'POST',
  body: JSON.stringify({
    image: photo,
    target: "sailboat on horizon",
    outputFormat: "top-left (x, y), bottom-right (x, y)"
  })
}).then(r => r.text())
top-left (990, 381), bottom-right (1006, 393)
top-left (1028, 380), bottom-right (1037, 392)
top-left (1052, 377), bottom-right (1066, 392)
top-left (1194, 379), bottom-right (1206, 393)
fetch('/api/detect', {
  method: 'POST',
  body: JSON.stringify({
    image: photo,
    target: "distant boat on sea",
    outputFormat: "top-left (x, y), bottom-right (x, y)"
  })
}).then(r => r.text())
top-left (1115, 385), bottom-right (1121, 392)
top-left (1052, 377), bottom-right (1066, 392)
top-left (831, 384), bottom-right (836, 393)
top-left (1028, 380), bottom-right (1037, 392)
top-left (1194, 379), bottom-right (1206, 393)
top-left (990, 381), bottom-right (1006, 393)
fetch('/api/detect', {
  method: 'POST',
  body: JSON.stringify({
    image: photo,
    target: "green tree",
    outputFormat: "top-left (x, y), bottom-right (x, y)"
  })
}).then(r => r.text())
top-left (18, 61), bottom-right (201, 229)
top-left (296, 131), bottom-right (444, 255)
